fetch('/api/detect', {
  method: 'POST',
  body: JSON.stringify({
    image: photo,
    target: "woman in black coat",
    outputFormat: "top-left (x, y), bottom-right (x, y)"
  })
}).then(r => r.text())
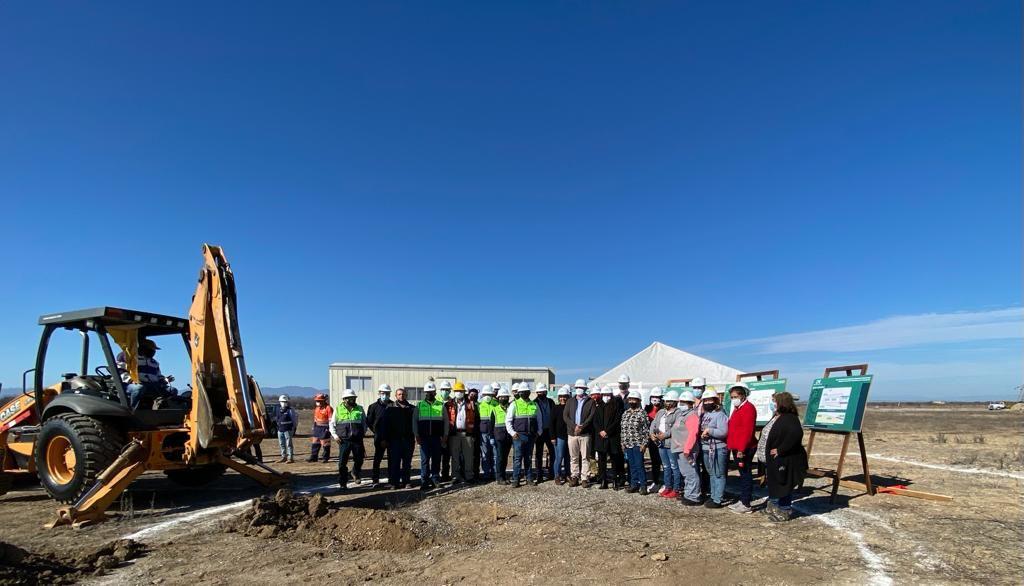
top-left (757, 392), bottom-right (808, 521)
top-left (593, 391), bottom-right (624, 490)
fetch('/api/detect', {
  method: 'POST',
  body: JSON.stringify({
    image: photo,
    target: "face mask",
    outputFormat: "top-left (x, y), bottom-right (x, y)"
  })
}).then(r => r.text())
top-left (440, 390), bottom-right (450, 399)
top-left (379, 395), bottom-right (388, 402)
top-left (519, 393), bottom-right (531, 400)
top-left (537, 393), bottom-right (548, 399)
top-left (731, 397), bottom-right (744, 407)
top-left (602, 396), bottom-right (611, 404)
top-left (498, 398), bottom-right (509, 406)
top-left (344, 399), bottom-right (355, 407)
top-left (425, 393), bottom-right (436, 402)
top-left (575, 389), bottom-right (585, 397)
top-left (279, 403), bottom-right (287, 408)
top-left (628, 401), bottom-right (641, 409)
top-left (703, 402), bottom-right (717, 411)
top-left (453, 392), bottom-right (465, 401)
top-left (651, 398), bottom-right (661, 405)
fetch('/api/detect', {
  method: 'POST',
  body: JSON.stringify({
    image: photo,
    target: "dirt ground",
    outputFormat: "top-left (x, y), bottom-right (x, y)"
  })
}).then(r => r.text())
top-left (1, 406), bottom-right (1021, 585)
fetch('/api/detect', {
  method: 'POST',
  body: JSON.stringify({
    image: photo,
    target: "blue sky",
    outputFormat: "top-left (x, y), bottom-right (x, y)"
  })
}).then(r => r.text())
top-left (1, 2), bottom-right (1020, 400)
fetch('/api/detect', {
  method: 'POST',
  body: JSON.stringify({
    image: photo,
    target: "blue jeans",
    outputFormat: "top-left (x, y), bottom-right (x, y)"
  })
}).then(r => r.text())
top-left (554, 437), bottom-right (570, 478)
top-left (480, 433), bottom-right (496, 478)
top-left (625, 446), bottom-right (647, 488)
top-left (702, 444), bottom-right (728, 504)
top-left (277, 430), bottom-right (294, 459)
top-left (418, 436), bottom-right (442, 484)
top-left (677, 451), bottom-right (701, 502)
top-left (126, 383), bottom-right (161, 410)
top-left (659, 447), bottom-right (679, 491)
top-left (736, 448), bottom-right (754, 506)
top-left (512, 435), bottom-right (535, 482)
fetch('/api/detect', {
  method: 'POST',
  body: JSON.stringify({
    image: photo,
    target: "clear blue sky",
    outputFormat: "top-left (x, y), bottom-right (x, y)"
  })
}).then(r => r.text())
top-left (2, 2), bottom-right (1020, 400)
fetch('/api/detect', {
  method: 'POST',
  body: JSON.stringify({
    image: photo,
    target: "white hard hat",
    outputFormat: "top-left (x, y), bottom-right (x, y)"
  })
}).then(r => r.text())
top-left (557, 385), bottom-right (571, 397)
top-left (728, 383), bottom-right (750, 393)
top-left (627, 390), bottom-right (642, 400)
top-left (600, 385), bottom-right (614, 395)
top-left (278, 395), bottom-right (289, 403)
top-left (482, 385), bottom-right (495, 395)
top-left (536, 382), bottom-right (548, 393)
top-left (700, 389), bottom-right (719, 401)
top-left (691, 377), bottom-right (706, 388)
top-left (617, 374), bottom-right (630, 384)
top-left (574, 378), bottom-right (587, 389)
top-left (496, 386), bottom-right (511, 398)
top-left (424, 382), bottom-right (437, 392)
top-left (491, 381), bottom-right (501, 390)
top-left (518, 382), bottom-right (531, 392)
top-left (511, 382), bottom-right (520, 392)
top-left (679, 390), bottom-right (696, 403)
top-left (439, 380), bottom-right (452, 390)
top-left (378, 384), bottom-right (392, 393)
top-left (663, 390), bottom-right (679, 402)
top-left (341, 389), bottom-right (357, 399)
top-left (588, 380), bottom-right (600, 390)
top-left (650, 387), bottom-right (664, 397)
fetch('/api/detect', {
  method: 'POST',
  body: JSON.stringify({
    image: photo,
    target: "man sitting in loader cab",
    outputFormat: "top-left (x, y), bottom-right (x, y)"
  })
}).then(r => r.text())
top-left (116, 338), bottom-right (172, 410)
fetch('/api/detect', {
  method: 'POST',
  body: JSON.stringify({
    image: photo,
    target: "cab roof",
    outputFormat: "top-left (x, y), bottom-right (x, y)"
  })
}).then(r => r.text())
top-left (38, 307), bottom-right (188, 336)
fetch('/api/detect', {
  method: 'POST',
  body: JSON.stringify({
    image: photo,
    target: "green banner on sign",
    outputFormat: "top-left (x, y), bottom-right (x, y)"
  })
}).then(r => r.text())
top-left (803, 375), bottom-right (873, 432)
top-left (723, 379), bottom-right (788, 426)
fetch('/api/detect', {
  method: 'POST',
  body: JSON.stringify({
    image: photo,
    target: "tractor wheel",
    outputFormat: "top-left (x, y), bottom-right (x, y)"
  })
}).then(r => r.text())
top-left (164, 464), bottom-right (227, 487)
top-left (34, 413), bottom-right (125, 504)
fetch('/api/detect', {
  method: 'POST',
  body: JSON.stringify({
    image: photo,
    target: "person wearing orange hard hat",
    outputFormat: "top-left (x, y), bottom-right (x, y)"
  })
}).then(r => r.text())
top-left (308, 393), bottom-right (334, 463)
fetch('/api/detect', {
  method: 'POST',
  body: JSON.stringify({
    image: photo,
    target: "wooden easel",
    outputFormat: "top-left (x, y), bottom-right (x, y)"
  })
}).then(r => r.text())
top-left (804, 364), bottom-right (874, 503)
top-left (736, 369), bottom-right (780, 383)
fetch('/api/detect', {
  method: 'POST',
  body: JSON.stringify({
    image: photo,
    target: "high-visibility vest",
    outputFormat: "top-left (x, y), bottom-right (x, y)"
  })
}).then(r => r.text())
top-left (417, 400), bottom-right (444, 437)
top-left (512, 398), bottom-right (538, 435)
top-left (333, 403), bottom-right (365, 440)
top-left (493, 402), bottom-right (510, 440)
top-left (312, 405), bottom-right (332, 426)
top-left (479, 400), bottom-right (495, 434)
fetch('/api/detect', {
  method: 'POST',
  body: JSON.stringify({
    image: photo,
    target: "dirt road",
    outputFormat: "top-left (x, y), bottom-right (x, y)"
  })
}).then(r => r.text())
top-left (1, 407), bottom-right (1020, 585)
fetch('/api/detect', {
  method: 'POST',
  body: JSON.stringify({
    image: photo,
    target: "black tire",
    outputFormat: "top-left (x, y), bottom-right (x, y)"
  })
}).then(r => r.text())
top-left (34, 413), bottom-right (125, 504)
top-left (164, 464), bottom-right (227, 487)
top-left (0, 472), bottom-right (13, 497)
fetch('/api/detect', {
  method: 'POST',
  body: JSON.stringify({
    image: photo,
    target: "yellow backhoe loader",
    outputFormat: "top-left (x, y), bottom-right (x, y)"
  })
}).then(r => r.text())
top-left (0, 244), bottom-right (288, 527)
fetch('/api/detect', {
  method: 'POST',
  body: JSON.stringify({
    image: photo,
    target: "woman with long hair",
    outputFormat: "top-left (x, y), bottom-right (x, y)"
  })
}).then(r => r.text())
top-left (755, 392), bottom-right (808, 521)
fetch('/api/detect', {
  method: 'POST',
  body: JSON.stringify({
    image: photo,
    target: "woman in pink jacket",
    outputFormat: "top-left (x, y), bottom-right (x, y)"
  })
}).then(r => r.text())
top-left (667, 390), bottom-right (702, 505)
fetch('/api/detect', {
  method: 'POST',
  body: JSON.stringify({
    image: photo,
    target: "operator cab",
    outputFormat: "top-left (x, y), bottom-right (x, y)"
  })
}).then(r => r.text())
top-left (32, 307), bottom-right (192, 429)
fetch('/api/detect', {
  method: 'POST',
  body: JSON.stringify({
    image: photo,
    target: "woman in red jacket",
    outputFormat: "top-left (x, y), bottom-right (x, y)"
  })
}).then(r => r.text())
top-left (726, 383), bottom-right (757, 513)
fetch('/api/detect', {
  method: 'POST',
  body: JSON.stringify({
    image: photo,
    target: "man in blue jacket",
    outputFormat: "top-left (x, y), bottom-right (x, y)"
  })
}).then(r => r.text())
top-left (275, 395), bottom-right (297, 463)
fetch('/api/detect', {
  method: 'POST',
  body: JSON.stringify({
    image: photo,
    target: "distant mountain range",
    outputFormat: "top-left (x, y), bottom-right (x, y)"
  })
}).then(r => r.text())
top-left (261, 386), bottom-right (327, 397)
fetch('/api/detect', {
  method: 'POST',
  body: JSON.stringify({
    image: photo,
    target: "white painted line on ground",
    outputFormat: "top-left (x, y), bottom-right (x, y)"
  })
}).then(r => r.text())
top-left (796, 503), bottom-right (894, 586)
top-left (120, 479), bottom-right (338, 541)
top-left (812, 453), bottom-right (1024, 480)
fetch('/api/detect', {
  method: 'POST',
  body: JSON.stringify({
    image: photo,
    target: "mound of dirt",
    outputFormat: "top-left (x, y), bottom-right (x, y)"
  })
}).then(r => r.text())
top-left (1008, 403), bottom-right (1024, 411)
top-left (225, 490), bottom-right (441, 553)
top-left (0, 539), bottom-right (145, 585)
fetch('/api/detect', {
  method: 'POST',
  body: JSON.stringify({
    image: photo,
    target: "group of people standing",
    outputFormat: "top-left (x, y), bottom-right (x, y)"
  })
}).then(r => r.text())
top-left (272, 375), bottom-right (808, 522)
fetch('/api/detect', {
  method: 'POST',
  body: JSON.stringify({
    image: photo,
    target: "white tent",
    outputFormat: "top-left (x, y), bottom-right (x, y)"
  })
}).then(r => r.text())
top-left (591, 341), bottom-right (744, 397)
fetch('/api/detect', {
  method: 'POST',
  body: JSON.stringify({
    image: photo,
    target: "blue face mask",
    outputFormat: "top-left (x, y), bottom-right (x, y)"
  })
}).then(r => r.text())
top-left (379, 395), bottom-right (388, 402)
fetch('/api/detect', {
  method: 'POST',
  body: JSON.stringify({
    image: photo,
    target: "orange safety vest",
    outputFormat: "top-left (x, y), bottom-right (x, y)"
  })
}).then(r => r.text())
top-left (313, 405), bottom-right (333, 426)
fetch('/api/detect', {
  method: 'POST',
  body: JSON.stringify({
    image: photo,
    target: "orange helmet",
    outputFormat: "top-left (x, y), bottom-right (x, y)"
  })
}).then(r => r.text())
top-left (314, 393), bottom-right (328, 402)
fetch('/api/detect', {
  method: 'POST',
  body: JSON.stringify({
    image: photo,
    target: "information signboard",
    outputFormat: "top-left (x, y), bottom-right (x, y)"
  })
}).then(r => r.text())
top-left (723, 379), bottom-right (788, 425)
top-left (803, 375), bottom-right (873, 432)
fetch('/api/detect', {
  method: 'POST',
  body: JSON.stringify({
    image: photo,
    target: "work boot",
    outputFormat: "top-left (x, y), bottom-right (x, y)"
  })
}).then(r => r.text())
top-left (581, 478), bottom-right (589, 488)
top-left (613, 480), bottom-right (623, 491)
top-left (276, 457), bottom-right (287, 463)
top-left (307, 443), bottom-right (321, 462)
top-left (639, 485), bottom-right (649, 496)
top-left (287, 458), bottom-right (295, 464)
top-left (568, 476), bottom-right (578, 487)
top-left (626, 486), bottom-right (638, 494)
top-left (320, 445), bottom-right (331, 463)
top-left (599, 478), bottom-right (609, 490)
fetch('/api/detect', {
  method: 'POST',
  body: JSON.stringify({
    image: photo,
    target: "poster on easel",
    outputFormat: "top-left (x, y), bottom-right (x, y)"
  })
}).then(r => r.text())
top-left (803, 375), bottom-right (873, 432)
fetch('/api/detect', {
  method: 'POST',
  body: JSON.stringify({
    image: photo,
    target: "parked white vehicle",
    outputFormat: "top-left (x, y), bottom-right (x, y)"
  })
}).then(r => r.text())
top-left (987, 401), bottom-right (1006, 411)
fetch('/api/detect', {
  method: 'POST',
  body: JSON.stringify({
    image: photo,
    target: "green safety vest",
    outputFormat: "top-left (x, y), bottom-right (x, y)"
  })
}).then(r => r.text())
top-left (333, 403), bottom-right (365, 439)
top-left (417, 399), bottom-right (444, 436)
top-left (512, 398), bottom-right (538, 434)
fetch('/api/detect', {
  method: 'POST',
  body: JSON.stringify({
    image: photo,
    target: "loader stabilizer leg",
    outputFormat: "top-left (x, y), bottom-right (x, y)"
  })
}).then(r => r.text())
top-left (216, 452), bottom-right (291, 488)
top-left (49, 440), bottom-right (149, 529)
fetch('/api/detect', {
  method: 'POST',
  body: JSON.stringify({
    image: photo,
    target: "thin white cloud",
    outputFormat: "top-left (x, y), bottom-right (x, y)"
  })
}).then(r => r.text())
top-left (698, 307), bottom-right (1023, 354)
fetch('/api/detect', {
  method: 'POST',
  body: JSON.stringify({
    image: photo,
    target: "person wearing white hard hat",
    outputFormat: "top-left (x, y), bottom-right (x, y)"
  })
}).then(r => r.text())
top-left (477, 385), bottom-right (499, 481)
top-left (413, 382), bottom-right (444, 490)
top-left (378, 387), bottom-right (415, 489)
top-left (620, 390), bottom-right (651, 494)
top-left (698, 388), bottom-right (729, 508)
top-left (669, 389), bottom-right (702, 505)
top-left (274, 395), bottom-right (297, 464)
top-left (533, 382), bottom-right (556, 483)
top-left (594, 386), bottom-right (625, 490)
top-left (644, 387), bottom-right (666, 490)
top-left (650, 390), bottom-right (682, 497)
top-left (727, 383), bottom-right (757, 514)
top-left (491, 386), bottom-right (514, 484)
top-left (563, 379), bottom-right (597, 487)
top-left (505, 381), bottom-right (542, 487)
top-left (366, 384), bottom-right (395, 487)
top-left (615, 374), bottom-right (631, 409)
top-left (551, 386), bottom-right (572, 484)
top-left (437, 381), bottom-right (454, 482)
top-left (330, 389), bottom-right (367, 491)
